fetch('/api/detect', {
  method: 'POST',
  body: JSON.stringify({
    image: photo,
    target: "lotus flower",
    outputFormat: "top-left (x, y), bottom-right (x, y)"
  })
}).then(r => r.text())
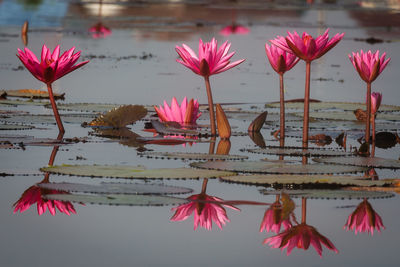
top-left (270, 29), bottom-right (344, 62)
top-left (264, 223), bottom-right (338, 258)
top-left (259, 201), bottom-right (292, 233)
top-left (344, 199), bottom-right (385, 235)
top-left (349, 50), bottom-right (390, 83)
top-left (171, 193), bottom-right (240, 230)
top-left (371, 92), bottom-right (382, 114)
top-left (13, 184), bottom-right (76, 216)
top-left (17, 44), bottom-right (89, 133)
top-left (220, 24), bottom-right (250, 36)
top-left (176, 38), bottom-right (245, 77)
top-left (154, 97), bottom-right (201, 124)
top-left (89, 22), bottom-right (112, 38)
top-left (265, 44), bottom-right (299, 74)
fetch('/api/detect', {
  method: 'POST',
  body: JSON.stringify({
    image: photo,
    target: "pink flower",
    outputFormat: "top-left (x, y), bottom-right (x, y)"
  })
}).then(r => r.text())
top-left (176, 38), bottom-right (245, 77)
top-left (154, 97), bottom-right (201, 124)
top-left (349, 50), bottom-right (390, 83)
top-left (265, 44), bottom-right (299, 74)
top-left (371, 92), bottom-right (382, 114)
top-left (270, 29), bottom-right (344, 62)
top-left (13, 184), bottom-right (76, 216)
top-left (171, 193), bottom-right (240, 230)
top-left (264, 223), bottom-right (338, 258)
top-left (89, 22), bottom-right (112, 39)
top-left (259, 202), bottom-right (292, 233)
top-left (344, 199), bottom-right (385, 235)
top-left (17, 44), bottom-right (89, 84)
top-left (220, 24), bottom-right (250, 36)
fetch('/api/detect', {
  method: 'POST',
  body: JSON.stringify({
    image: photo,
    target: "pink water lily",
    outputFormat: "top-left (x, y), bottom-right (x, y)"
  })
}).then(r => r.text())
top-left (13, 183), bottom-right (76, 216)
top-left (371, 92), bottom-right (382, 115)
top-left (264, 223), bottom-right (338, 258)
top-left (17, 44), bottom-right (89, 133)
top-left (176, 38), bottom-right (244, 136)
top-left (270, 29), bottom-right (344, 62)
top-left (259, 201), bottom-right (292, 233)
top-left (171, 193), bottom-right (240, 230)
top-left (154, 97), bottom-right (201, 124)
top-left (220, 24), bottom-right (250, 36)
top-left (344, 199), bottom-right (385, 235)
top-left (89, 22), bottom-right (112, 39)
top-left (349, 50), bottom-right (390, 83)
top-left (265, 44), bottom-right (299, 74)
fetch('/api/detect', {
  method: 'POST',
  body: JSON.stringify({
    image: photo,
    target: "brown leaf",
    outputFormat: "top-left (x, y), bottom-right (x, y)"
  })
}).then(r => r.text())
top-left (248, 111), bottom-right (267, 132)
top-left (4, 89), bottom-right (64, 100)
top-left (309, 134), bottom-right (332, 146)
top-left (354, 108), bottom-right (367, 122)
top-left (216, 104), bottom-right (231, 139)
top-left (88, 105), bottom-right (147, 128)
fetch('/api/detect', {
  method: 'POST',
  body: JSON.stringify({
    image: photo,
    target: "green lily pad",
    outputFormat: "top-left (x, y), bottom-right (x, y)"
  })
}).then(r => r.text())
top-left (0, 99), bottom-right (49, 106)
top-left (0, 124), bottom-right (34, 130)
top-left (3, 89), bottom-right (65, 99)
top-left (259, 189), bottom-right (394, 199)
top-left (139, 151), bottom-right (248, 161)
top-left (0, 114), bottom-right (96, 125)
top-left (246, 147), bottom-right (353, 157)
top-left (265, 101), bottom-right (400, 112)
top-left (220, 174), bottom-right (391, 187)
top-left (152, 121), bottom-right (201, 136)
top-left (272, 120), bottom-right (400, 131)
top-left (38, 182), bottom-right (193, 195)
top-left (87, 105), bottom-right (147, 128)
top-left (313, 157), bottom-right (400, 169)
top-left (49, 103), bottom-right (121, 113)
top-left (190, 161), bottom-right (366, 174)
top-left (40, 165), bottom-right (236, 179)
top-left (295, 111), bottom-right (400, 122)
top-left (44, 193), bottom-right (188, 206)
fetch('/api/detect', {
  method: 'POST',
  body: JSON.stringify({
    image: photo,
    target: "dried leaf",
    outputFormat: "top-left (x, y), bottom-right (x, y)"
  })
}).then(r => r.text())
top-left (248, 111), bottom-right (267, 132)
top-left (216, 104), bottom-right (231, 139)
top-left (354, 109), bottom-right (367, 122)
top-left (88, 105), bottom-right (147, 128)
top-left (4, 89), bottom-right (64, 100)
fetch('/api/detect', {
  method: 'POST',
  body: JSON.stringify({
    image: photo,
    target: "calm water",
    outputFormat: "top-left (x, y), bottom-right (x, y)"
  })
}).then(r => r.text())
top-left (1, 1), bottom-right (400, 266)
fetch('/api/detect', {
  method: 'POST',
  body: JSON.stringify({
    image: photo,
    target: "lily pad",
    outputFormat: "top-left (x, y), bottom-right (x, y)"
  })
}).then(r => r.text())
top-left (151, 121), bottom-right (201, 136)
top-left (49, 103), bottom-right (120, 113)
top-left (139, 151), bottom-right (248, 161)
top-left (220, 174), bottom-right (391, 187)
top-left (136, 136), bottom-right (198, 146)
top-left (246, 147), bottom-right (353, 157)
top-left (313, 157), bottom-right (400, 169)
top-left (2, 89), bottom-right (65, 99)
top-left (44, 193), bottom-right (188, 206)
top-left (259, 189), bottom-right (394, 199)
top-left (295, 111), bottom-right (400, 122)
top-left (0, 114), bottom-right (96, 125)
top-left (266, 101), bottom-right (400, 112)
top-left (38, 182), bottom-right (193, 195)
top-left (190, 161), bottom-right (366, 174)
top-left (86, 105), bottom-right (147, 128)
top-left (0, 99), bottom-right (48, 106)
top-left (0, 124), bottom-right (34, 130)
top-left (273, 120), bottom-right (400, 131)
top-left (40, 165), bottom-right (236, 179)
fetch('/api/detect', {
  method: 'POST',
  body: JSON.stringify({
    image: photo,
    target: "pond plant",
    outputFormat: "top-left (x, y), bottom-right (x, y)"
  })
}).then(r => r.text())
top-left (270, 29), bottom-right (344, 148)
top-left (17, 45), bottom-right (89, 133)
top-left (175, 38), bottom-right (245, 136)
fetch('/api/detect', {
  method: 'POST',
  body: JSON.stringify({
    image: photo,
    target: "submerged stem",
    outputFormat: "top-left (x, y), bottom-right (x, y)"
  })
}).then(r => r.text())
top-left (301, 197), bottom-right (307, 224)
top-left (204, 76), bottom-right (216, 136)
top-left (201, 178), bottom-right (209, 195)
top-left (47, 83), bottom-right (65, 133)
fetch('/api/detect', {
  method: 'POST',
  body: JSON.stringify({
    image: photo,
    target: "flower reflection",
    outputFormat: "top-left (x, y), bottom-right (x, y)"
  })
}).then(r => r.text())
top-left (259, 199), bottom-right (292, 233)
top-left (220, 24), bottom-right (250, 36)
top-left (13, 177), bottom-right (76, 216)
top-left (89, 22), bottom-right (112, 38)
top-left (344, 199), bottom-right (385, 235)
top-left (264, 223), bottom-right (338, 258)
top-left (171, 179), bottom-right (239, 230)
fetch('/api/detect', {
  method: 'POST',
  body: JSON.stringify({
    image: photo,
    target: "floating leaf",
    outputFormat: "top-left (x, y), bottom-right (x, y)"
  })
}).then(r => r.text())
top-left (259, 189), bottom-right (394, 199)
top-left (3, 89), bottom-right (65, 99)
top-left (266, 101), bottom-right (400, 112)
top-left (191, 161), bottom-right (366, 174)
top-left (0, 99), bottom-right (49, 106)
top-left (248, 111), bottom-right (267, 132)
top-left (40, 165), bottom-right (236, 179)
top-left (87, 105), bottom-right (147, 128)
top-left (220, 174), bottom-right (391, 187)
top-left (0, 124), bottom-right (34, 130)
top-left (44, 194), bottom-right (188, 206)
top-left (139, 151), bottom-right (247, 161)
top-left (374, 132), bottom-right (400, 149)
top-left (50, 103), bottom-right (120, 113)
top-left (38, 182), bottom-right (193, 195)
top-left (246, 147), bottom-right (353, 157)
top-left (151, 120), bottom-right (201, 136)
top-left (313, 157), bottom-right (400, 169)
top-left (295, 111), bottom-right (400, 122)
top-left (1, 114), bottom-right (96, 125)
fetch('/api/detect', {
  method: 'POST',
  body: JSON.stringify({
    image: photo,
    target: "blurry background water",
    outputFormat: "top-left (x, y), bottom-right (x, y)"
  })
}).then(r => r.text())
top-left (0, 1), bottom-right (400, 266)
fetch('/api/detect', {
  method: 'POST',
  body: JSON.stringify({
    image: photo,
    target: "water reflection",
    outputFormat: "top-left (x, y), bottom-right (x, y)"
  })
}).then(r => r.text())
top-left (344, 199), bottom-right (385, 235)
top-left (171, 178), bottom-right (240, 230)
top-left (13, 133), bottom-right (78, 216)
top-left (259, 193), bottom-right (292, 233)
top-left (263, 198), bottom-right (338, 258)
top-left (89, 0), bottom-right (112, 39)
